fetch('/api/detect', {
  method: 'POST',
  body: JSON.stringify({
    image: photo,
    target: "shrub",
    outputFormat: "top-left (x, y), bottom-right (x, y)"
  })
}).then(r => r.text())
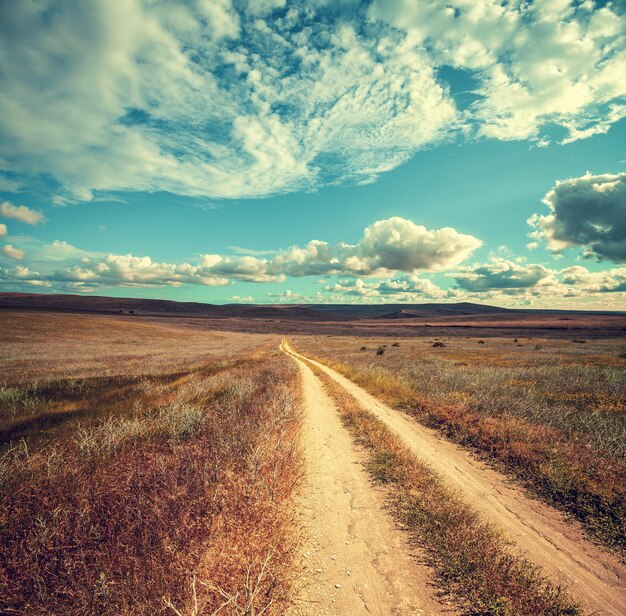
top-left (433, 342), bottom-right (445, 348)
top-left (376, 346), bottom-right (386, 356)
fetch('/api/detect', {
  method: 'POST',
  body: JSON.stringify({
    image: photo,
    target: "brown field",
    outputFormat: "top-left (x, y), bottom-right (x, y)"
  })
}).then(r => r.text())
top-left (0, 311), bottom-right (300, 615)
top-left (1, 305), bottom-right (625, 615)
top-left (290, 333), bottom-right (626, 552)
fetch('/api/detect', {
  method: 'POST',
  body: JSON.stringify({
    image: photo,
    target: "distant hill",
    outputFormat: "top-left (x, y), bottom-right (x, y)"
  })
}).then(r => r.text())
top-left (0, 293), bottom-right (620, 323)
top-left (0, 292), bottom-right (347, 321)
top-left (0, 292), bottom-right (511, 320)
top-left (309, 302), bottom-right (510, 319)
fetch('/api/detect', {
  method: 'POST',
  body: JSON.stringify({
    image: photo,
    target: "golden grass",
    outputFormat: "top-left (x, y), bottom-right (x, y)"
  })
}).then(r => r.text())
top-left (293, 334), bottom-right (626, 553)
top-left (0, 313), bottom-right (301, 615)
top-left (310, 362), bottom-right (581, 615)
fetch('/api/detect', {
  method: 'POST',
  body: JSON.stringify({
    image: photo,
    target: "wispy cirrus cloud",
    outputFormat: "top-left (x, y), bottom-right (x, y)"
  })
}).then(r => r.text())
top-left (1, 1), bottom-right (624, 202)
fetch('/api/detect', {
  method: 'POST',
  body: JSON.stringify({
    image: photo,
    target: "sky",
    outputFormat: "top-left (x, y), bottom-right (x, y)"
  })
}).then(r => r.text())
top-left (0, 0), bottom-right (625, 309)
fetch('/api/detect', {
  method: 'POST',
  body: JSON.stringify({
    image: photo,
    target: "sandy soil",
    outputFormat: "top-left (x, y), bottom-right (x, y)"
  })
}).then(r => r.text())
top-left (283, 342), bottom-right (626, 616)
top-left (284, 342), bottom-right (451, 615)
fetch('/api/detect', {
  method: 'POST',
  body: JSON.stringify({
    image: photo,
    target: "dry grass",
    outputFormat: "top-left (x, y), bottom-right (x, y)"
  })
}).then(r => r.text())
top-left (311, 362), bottom-right (581, 615)
top-left (0, 312), bottom-right (301, 615)
top-left (293, 334), bottom-right (626, 553)
top-left (0, 311), bottom-right (276, 384)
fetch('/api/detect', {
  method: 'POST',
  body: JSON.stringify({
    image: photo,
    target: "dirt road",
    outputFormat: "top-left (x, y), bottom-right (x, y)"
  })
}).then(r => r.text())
top-left (282, 341), bottom-right (626, 616)
top-left (283, 342), bottom-right (450, 615)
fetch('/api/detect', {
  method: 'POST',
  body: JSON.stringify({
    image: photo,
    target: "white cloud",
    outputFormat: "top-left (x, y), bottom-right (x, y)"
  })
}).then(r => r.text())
top-left (453, 258), bottom-right (555, 291)
top-left (560, 265), bottom-right (626, 293)
top-left (449, 258), bottom-right (626, 305)
top-left (0, 223), bottom-right (6, 236)
top-left (50, 254), bottom-right (231, 288)
top-left (325, 274), bottom-right (448, 300)
top-left (528, 172), bottom-right (626, 262)
top-left (268, 217), bottom-right (481, 278)
top-left (357, 217), bottom-right (482, 272)
top-left (0, 201), bottom-right (46, 225)
top-left (199, 254), bottom-right (284, 282)
top-left (370, 0), bottom-right (626, 143)
top-left (4, 1), bottom-right (620, 202)
top-left (0, 217), bottom-right (480, 290)
top-left (246, 0), bottom-right (286, 17)
top-left (2, 244), bottom-right (25, 260)
top-left (231, 294), bottom-right (256, 303)
top-left (0, 265), bottom-right (51, 287)
top-left (0, 1), bottom-right (455, 201)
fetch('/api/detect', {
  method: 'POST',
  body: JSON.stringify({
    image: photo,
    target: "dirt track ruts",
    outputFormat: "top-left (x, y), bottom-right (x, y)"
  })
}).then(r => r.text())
top-left (283, 341), bottom-right (626, 616)
top-left (283, 341), bottom-right (449, 615)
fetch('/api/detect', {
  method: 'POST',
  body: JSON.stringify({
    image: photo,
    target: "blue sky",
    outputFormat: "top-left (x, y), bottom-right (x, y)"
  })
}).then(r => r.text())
top-left (1, 0), bottom-right (625, 308)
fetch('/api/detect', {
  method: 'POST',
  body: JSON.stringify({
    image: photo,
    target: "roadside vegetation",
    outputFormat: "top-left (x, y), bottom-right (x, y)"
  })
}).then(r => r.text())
top-left (294, 335), bottom-right (626, 553)
top-left (0, 313), bottom-right (301, 615)
top-left (310, 361), bottom-right (581, 615)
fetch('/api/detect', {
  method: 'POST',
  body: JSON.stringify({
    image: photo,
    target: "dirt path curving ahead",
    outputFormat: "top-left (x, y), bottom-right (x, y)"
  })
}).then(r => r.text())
top-left (282, 341), bottom-right (626, 616)
top-left (283, 342), bottom-right (450, 615)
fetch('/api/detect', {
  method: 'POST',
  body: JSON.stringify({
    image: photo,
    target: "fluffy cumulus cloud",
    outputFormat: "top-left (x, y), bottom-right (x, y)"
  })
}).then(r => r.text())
top-left (448, 257), bottom-right (626, 308)
top-left (0, 1), bottom-right (624, 202)
top-left (2, 244), bottom-right (25, 260)
top-left (0, 201), bottom-right (46, 225)
top-left (325, 274), bottom-right (449, 301)
top-left (0, 224), bottom-right (6, 236)
top-left (528, 172), bottom-right (626, 262)
top-left (231, 294), bottom-right (256, 303)
top-left (560, 265), bottom-right (626, 294)
top-left (0, 265), bottom-right (50, 287)
top-left (0, 217), bottom-right (480, 291)
top-left (453, 258), bottom-right (555, 291)
top-left (266, 217), bottom-right (481, 278)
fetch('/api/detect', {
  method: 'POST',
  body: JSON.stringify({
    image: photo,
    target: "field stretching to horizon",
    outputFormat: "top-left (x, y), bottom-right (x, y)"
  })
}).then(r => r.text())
top-left (291, 334), bottom-right (626, 553)
top-left (0, 311), bottom-right (302, 614)
top-left (1, 306), bottom-right (625, 615)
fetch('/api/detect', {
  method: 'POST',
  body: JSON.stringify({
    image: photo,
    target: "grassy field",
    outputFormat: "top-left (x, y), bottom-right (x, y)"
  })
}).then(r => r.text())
top-left (0, 312), bottom-right (300, 615)
top-left (308, 359), bottom-right (581, 614)
top-left (2, 309), bottom-right (624, 614)
top-left (293, 333), bottom-right (626, 552)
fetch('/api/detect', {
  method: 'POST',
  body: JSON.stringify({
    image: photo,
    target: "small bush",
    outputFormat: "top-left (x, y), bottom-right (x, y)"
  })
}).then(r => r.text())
top-left (478, 340), bottom-right (485, 344)
top-left (360, 346), bottom-right (367, 351)
top-left (572, 339), bottom-right (586, 344)
top-left (433, 342), bottom-right (445, 348)
top-left (392, 342), bottom-right (400, 347)
top-left (376, 346), bottom-right (386, 356)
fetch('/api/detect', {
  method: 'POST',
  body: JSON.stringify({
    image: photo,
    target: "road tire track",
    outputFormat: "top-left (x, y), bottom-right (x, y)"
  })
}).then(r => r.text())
top-left (282, 342), bottom-right (450, 616)
top-left (283, 342), bottom-right (626, 616)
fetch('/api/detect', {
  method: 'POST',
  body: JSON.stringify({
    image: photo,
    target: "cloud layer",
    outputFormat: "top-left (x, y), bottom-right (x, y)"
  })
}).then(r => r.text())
top-left (0, 217), bottom-right (481, 290)
top-left (1, 1), bottom-right (624, 201)
top-left (529, 172), bottom-right (626, 262)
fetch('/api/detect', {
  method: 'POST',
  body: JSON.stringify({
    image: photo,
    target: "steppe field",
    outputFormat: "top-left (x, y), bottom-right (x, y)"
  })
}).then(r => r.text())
top-left (1, 309), bottom-right (625, 615)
